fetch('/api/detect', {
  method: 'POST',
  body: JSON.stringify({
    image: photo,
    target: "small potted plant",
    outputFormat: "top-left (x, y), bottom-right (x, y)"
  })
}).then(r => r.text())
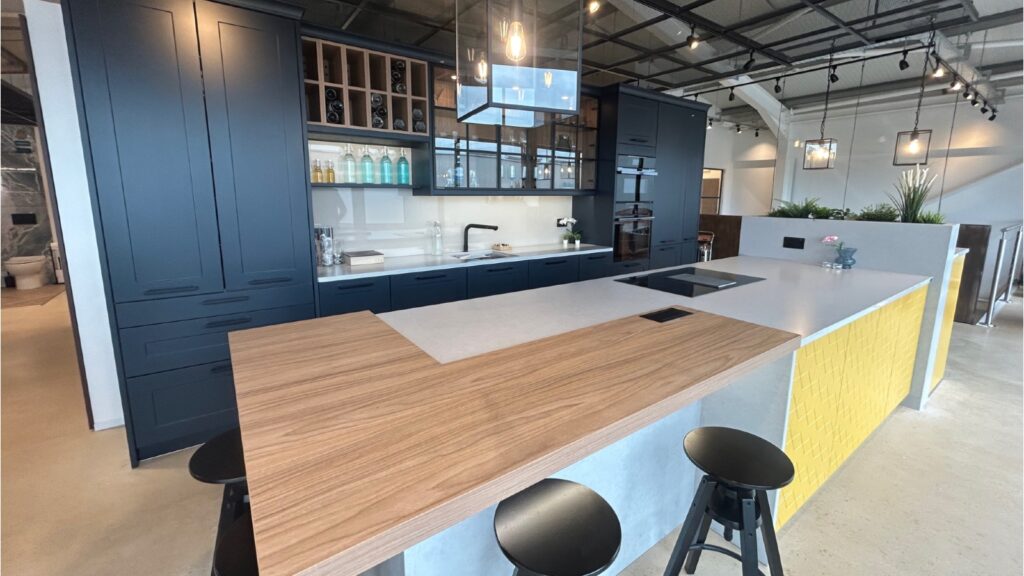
top-left (822, 234), bottom-right (857, 269)
top-left (558, 217), bottom-right (578, 248)
top-left (572, 230), bottom-right (583, 248)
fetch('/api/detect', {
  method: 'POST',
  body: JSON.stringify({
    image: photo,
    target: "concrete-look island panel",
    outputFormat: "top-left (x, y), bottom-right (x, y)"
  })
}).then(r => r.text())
top-left (228, 257), bottom-right (930, 576)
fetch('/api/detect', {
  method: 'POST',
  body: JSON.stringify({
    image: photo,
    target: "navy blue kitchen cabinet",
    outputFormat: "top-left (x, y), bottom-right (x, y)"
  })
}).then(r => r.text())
top-left (128, 362), bottom-right (239, 460)
top-left (617, 94), bottom-right (659, 154)
top-left (69, 0), bottom-right (311, 465)
top-left (579, 252), bottom-right (613, 280)
top-left (318, 277), bottom-right (391, 316)
top-left (528, 256), bottom-right (580, 288)
top-left (609, 260), bottom-right (649, 277)
top-left (119, 305), bottom-right (313, 377)
top-left (651, 103), bottom-right (688, 248)
top-left (651, 244), bottom-right (682, 270)
top-left (678, 110), bottom-right (707, 250)
top-left (680, 240), bottom-right (699, 266)
top-left (390, 269), bottom-right (468, 310)
top-left (70, 0), bottom-right (223, 302)
top-left (198, 1), bottom-right (313, 291)
top-left (467, 262), bottom-right (529, 298)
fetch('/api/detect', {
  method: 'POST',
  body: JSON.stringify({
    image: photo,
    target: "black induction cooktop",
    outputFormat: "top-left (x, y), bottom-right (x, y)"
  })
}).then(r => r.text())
top-left (616, 266), bottom-right (764, 297)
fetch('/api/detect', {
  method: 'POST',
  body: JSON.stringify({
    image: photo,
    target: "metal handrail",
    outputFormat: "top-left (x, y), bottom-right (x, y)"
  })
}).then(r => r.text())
top-left (981, 224), bottom-right (1023, 327)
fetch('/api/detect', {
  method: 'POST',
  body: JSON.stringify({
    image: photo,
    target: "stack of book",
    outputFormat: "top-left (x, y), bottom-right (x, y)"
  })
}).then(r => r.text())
top-left (343, 250), bottom-right (385, 266)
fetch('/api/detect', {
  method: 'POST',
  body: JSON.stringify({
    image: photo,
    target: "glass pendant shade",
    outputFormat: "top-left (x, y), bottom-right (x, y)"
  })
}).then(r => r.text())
top-left (803, 138), bottom-right (838, 170)
top-left (893, 129), bottom-right (932, 166)
top-left (456, 0), bottom-right (582, 127)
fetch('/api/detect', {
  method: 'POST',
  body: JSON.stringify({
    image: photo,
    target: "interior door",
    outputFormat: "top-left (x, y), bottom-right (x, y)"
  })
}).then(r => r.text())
top-left (197, 1), bottom-right (313, 291)
top-left (70, 0), bottom-right (224, 302)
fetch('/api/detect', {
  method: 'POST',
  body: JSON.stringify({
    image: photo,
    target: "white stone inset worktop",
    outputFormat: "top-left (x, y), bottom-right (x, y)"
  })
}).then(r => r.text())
top-left (380, 256), bottom-right (931, 363)
top-left (317, 243), bottom-right (611, 282)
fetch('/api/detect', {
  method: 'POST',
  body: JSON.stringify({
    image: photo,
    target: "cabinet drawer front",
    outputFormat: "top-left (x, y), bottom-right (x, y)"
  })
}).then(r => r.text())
top-left (651, 244), bottom-right (682, 270)
top-left (319, 277), bottom-right (391, 316)
top-left (120, 304), bottom-right (313, 377)
top-left (610, 260), bottom-right (649, 276)
top-left (528, 256), bottom-right (580, 288)
top-left (390, 269), bottom-right (467, 310)
top-left (579, 252), bottom-right (613, 280)
top-left (115, 284), bottom-right (313, 328)
top-left (127, 362), bottom-right (238, 450)
top-left (467, 262), bottom-right (528, 298)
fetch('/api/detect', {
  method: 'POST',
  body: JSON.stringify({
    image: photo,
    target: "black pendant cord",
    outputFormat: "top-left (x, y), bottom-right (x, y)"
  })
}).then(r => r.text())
top-left (819, 44), bottom-right (835, 140)
top-left (911, 30), bottom-right (937, 134)
top-left (841, 60), bottom-right (867, 210)
top-left (936, 87), bottom-right (959, 213)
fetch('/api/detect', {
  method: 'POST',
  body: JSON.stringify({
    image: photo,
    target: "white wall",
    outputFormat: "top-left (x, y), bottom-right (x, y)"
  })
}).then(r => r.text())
top-left (703, 124), bottom-right (777, 215)
top-left (24, 0), bottom-right (124, 429)
top-left (785, 93), bottom-right (1024, 213)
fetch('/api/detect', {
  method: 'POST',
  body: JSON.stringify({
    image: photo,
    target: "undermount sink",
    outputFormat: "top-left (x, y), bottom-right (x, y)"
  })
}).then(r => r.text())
top-left (450, 251), bottom-right (516, 261)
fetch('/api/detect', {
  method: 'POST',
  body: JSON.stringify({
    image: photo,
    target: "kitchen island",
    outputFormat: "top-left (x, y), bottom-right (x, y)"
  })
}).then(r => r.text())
top-left (228, 257), bottom-right (930, 576)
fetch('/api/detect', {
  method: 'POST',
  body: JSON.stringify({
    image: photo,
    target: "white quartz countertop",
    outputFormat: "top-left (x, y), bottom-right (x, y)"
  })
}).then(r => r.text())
top-left (380, 256), bottom-right (931, 363)
top-left (317, 243), bottom-right (612, 282)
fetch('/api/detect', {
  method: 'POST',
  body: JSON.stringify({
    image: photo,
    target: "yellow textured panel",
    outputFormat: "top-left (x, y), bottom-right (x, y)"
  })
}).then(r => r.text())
top-left (776, 286), bottom-right (927, 527)
top-left (931, 254), bottom-right (966, 391)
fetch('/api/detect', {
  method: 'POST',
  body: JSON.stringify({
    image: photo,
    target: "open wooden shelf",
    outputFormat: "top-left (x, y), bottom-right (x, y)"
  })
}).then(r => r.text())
top-left (302, 37), bottom-right (430, 137)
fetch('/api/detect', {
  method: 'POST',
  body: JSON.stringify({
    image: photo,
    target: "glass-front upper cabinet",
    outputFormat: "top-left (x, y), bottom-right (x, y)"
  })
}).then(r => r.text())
top-left (432, 67), bottom-right (597, 193)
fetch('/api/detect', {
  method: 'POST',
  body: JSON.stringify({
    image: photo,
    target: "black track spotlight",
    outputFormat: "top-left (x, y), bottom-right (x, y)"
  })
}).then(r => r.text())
top-left (963, 87), bottom-right (972, 99)
top-left (980, 102), bottom-right (989, 114)
top-left (754, 128), bottom-right (760, 138)
top-left (728, 88), bottom-right (735, 101)
top-left (989, 109), bottom-right (997, 121)
top-left (829, 66), bottom-right (839, 83)
top-left (932, 63), bottom-right (945, 78)
top-left (707, 118), bottom-right (713, 130)
top-left (971, 94), bottom-right (980, 107)
top-left (735, 124), bottom-right (742, 134)
top-left (743, 50), bottom-right (755, 71)
top-left (686, 25), bottom-right (699, 49)
top-left (950, 78), bottom-right (963, 91)
top-left (898, 50), bottom-right (910, 70)
top-left (774, 78), bottom-right (782, 94)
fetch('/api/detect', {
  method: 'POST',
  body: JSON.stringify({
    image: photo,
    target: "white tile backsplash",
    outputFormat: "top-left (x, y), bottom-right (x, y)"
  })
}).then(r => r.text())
top-left (312, 188), bottom-right (574, 256)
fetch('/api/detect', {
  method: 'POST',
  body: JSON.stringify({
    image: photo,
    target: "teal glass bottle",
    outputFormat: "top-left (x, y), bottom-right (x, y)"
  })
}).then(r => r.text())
top-left (342, 144), bottom-right (357, 183)
top-left (360, 146), bottom-right (375, 184)
top-left (379, 147), bottom-right (394, 185)
top-left (397, 149), bottom-right (411, 185)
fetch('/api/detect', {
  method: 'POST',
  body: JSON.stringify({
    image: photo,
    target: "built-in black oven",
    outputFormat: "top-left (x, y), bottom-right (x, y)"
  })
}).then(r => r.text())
top-left (614, 154), bottom-right (657, 203)
top-left (613, 202), bottom-right (654, 262)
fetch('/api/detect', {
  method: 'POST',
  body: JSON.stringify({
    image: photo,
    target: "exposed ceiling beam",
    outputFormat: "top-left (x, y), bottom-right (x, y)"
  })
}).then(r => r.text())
top-left (582, 15), bottom-right (669, 50)
top-left (795, 0), bottom-right (871, 45)
top-left (340, 0), bottom-right (368, 30)
top-left (954, 0), bottom-right (980, 22)
top-left (629, 0), bottom-right (793, 64)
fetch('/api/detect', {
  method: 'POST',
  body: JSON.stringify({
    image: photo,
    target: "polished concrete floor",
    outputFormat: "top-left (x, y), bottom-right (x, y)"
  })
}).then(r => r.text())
top-left (1, 293), bottom-right (1021, 575)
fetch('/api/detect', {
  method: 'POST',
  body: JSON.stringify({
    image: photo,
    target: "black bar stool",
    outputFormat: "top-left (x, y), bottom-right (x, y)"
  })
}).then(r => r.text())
top-left (189, 427), bottom-right (248, 576)
top-left (214, 511), bottom-right (258, 576)
top-left (494, 478), bottom-right (622, 576)
top-left (664, 427), bottom-right (794, 576)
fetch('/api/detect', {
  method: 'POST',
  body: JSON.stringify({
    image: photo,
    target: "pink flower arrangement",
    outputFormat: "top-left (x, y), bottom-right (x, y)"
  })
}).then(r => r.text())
top-left (821, 235), bottom-right (845, 252)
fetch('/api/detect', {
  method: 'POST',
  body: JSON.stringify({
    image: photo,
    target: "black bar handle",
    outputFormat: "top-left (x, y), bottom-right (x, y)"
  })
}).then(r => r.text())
top-left (544, 259), bottom-right (568, 265)
top-left (414, 274), bottom-right (447, 281)
top-left (486, 266), bottom-right (515, 273)
top-left (336, 282), bottom-right (374, 290)
top-left (248, 277), bottom-right (292, 286)
top-left (205, 317), bottom-right (252, 329)
top-left (586, 254), bottom-right (608, 260)
top-left (210, 364), bottom-right (233, 374)
top-left (622, 262), bottom-right (642, 268)
top-left (202, 295), bottom-right (250, 306)
top-left (144, 285), bottom-right (199, 295)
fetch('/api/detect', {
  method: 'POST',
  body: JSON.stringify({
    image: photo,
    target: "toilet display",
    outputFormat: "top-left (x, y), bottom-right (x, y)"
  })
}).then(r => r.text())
top-left (5, 256), bottom-right (47, 290)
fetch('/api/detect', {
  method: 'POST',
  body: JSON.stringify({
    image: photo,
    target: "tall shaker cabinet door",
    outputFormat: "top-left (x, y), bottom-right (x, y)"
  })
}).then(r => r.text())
top-left (70, 0), bottom-right (224, 302)
top-left (680, 108), bottom-right (707, 244)
top-left (197, 1), bottom-right (313, 291)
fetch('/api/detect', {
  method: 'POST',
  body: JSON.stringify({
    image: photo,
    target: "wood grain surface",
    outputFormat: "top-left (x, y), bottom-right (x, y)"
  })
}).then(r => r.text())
top-left (228, 307), bottom-right (799, 576)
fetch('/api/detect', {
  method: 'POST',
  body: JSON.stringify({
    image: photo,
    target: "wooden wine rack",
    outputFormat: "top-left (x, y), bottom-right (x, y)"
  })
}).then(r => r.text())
top-left (302, 37), bottom-right (430, 137)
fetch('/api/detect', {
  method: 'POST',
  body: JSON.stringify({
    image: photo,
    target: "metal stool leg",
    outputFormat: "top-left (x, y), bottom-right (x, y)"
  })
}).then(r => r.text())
top-left (664, 476), bottom-right (716, 576)
top-left (756, 490), bottom-right (784, 576)
top-left (739, 495), bottom-right (760, 576)
top-left (683, 513), bottom-right (713, 574)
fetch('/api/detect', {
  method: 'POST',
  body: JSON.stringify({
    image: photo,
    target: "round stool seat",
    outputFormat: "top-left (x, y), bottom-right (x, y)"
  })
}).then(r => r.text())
top-left (494, 479), bottom-right (621, 576)
top-left (189, 428), bottom-right (246, 485)
top-left (214, 510), bottom-right (257, 576)
top-left (683, 427), bottom-right (794, 491)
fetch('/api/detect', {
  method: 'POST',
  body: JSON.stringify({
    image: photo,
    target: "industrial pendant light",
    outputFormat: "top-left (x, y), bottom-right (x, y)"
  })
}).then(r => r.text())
top-left (804, 46), bottom-right (838, 169)
top-left (894, 33), bottom-right (935, 166)
top-left (455, 0), bottom-right (582, 127)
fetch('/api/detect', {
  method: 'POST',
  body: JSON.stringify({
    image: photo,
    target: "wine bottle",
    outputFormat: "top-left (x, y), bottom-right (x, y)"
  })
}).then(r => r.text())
top-left (324, 87), bottom-right (339, 101)
top-left (311, 159), bottom-right (323, 183)
top-left (326, 110), bottom-right (341, 124)
top-left (372, 115), bottom-right (385, 129)
top-left (370, 93), bottom-right (384, 108)
top-left (361, 146), bottom-right (375, 183)
top-left (392, 82), bottom-right (406, 94)
top-left (391, 70), bottom-right (402, 82)
top-left (325, 160), bottom-right (336, 183)
top-left (411, 108), bottom-right (424, 122)
top-left (414, 120), bottom-right (427, 133)
top-left (379, 147), bottom-right (393, 184)
top-left (342, 144), bottom-right (357, 183)
top-left (397, 149), bottom-right (411, 185)
top-left (393, 118), bottom-right (406, 131)
top-left (329, 100), bottom-right (345, 113)
top-left (392, 60), bottom-right (406, 72)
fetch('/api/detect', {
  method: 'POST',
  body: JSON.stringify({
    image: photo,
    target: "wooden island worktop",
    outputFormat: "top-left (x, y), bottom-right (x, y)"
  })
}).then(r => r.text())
top-left (228, 304), bottom-right (799, 576)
